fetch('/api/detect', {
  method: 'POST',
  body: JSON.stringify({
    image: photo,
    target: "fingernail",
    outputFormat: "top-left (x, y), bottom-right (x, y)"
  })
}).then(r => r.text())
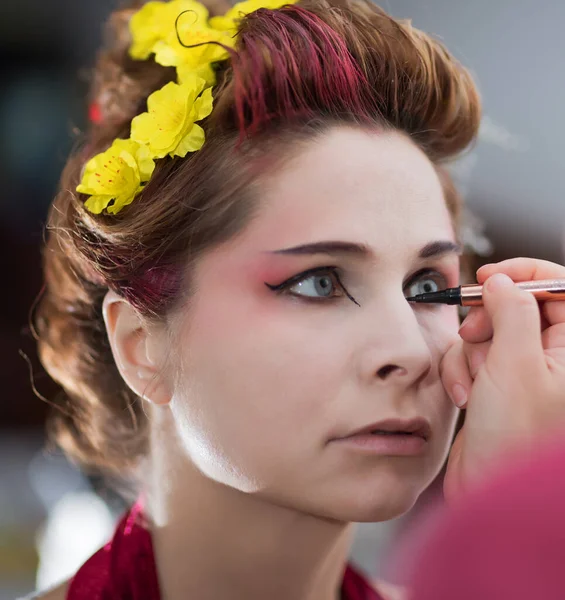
top-left (486, 273), bottom-right (514, 292)
top-left (451, 383), bottom-right (468, 408)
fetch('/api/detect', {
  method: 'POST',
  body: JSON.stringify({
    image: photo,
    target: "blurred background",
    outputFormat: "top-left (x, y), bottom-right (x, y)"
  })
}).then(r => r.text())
top-left (0, 0), bottom-right (563, 598)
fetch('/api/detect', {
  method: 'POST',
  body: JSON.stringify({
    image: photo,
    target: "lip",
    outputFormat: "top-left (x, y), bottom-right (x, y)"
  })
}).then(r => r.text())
top-left (331, 417), bottom-right (432, 457)
top-left (341, 417), bottom-right (432, 441)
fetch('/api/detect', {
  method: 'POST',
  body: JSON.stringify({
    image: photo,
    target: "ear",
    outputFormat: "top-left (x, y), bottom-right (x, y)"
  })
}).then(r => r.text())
top-left (102, 290), bottom-right (172, 405)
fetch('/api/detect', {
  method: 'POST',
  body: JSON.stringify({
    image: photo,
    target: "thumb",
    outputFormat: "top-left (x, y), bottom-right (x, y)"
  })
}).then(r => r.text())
top-left (482, 273), bottom-right (545, 373)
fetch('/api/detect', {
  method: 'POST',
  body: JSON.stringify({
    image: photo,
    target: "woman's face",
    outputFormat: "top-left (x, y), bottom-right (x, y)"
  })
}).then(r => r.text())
top-left (168, 127), bottom-right (461, 522)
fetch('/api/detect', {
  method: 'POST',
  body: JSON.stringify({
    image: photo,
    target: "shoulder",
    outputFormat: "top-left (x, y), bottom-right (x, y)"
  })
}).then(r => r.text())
top-left (371, 579), bottom-right (408, 600)
top-left (17, 580), bottom-right (71, 600)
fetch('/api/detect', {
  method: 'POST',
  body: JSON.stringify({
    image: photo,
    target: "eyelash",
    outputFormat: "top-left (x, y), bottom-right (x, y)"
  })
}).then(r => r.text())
top-left (265, 266), bottom-right (450, 307)
top-left (403, 268), bottom-right (450, 297)
top-left (265, 266), bottom-right (360, 306)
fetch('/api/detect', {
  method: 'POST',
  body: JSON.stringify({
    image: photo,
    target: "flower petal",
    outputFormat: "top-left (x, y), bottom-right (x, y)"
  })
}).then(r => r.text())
top-left (130, 0), bottom-right (211, 62)
top-left (180, 72), bottom-right (207, 99)
top-left (177, 62), bottom-right (217, 86)
top-left (154, 16), bottom-right (231, 69)
top-left (129, 2), bottom-right (168, 60)
top-left (132, 82), bottom-right (192, 157)
top-left (152, 40), bottom-right (181, 67)
top-left (135, 145), bottom-right (157, 181)
top-left (173, 124), bottom-right (206, 157)
top-left (84, 195), bottom-right (113, 215)
top-left (210, 0), bottom-right (297, 31)
top-left (193, 87), bottom-right (214, 121)
top-left (76, 139), bottom-right (148, 214)
top-left (107, 189), bottom-right (142, 214)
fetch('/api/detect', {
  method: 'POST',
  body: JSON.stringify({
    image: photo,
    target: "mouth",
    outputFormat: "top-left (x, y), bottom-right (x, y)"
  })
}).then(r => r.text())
top-left (344, 417), bottom-right (431, 442)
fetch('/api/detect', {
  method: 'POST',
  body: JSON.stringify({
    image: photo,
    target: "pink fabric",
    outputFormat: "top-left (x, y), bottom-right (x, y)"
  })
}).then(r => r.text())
top-left (409, 435), bottom-right (565, 600)
top-left (67, 501), bottom-right (383, 600)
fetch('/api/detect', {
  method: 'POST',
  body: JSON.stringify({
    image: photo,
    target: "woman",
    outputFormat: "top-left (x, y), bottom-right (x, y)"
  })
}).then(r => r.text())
top-left (30, 0), bottom-right (565, 598)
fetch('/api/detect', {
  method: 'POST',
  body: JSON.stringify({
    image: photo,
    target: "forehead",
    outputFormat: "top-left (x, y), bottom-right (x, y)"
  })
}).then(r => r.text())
top-left (232, 127), bottom-right (455, 266)
top-left (252, 129), bottom-right (453, 251)
top-left (242, 127), bottom-right (454, 261)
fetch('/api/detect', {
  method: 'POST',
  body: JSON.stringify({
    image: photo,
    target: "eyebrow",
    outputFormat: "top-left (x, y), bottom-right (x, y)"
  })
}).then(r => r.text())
top-left (270, 240), bottom-right (463, 260)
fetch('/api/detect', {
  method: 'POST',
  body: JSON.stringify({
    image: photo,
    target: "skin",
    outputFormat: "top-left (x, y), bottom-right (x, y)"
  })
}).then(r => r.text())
top-left (102, 127), bottom-right (462, 600)
top-left (441, 258), bottom-right (565, 502)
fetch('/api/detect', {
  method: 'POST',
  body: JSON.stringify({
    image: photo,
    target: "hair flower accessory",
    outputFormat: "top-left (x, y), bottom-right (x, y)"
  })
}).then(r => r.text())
top-left (131, 75), bottom-right (213, 158)
top-left (78, 0), bottom-right (297, 214)
top-left (152, 12), bottom-right (232, 76)
top-left (209, 0), bottom-right (297, 31)
top-left (130, 0), bottom-right (231, 85)
top-left (76, 139), bottom-right (156, 215)
top-left (129, 0), bottom-right (209, 61)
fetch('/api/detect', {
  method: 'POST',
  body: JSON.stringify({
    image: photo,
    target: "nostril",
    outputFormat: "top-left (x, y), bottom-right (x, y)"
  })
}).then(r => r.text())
top-left (377, 364), bottom-right (403, 379)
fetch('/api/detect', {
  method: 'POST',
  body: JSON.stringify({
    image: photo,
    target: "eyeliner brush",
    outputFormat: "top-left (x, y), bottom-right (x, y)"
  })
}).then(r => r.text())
top-left (406, 278), bottom-right (565, 307)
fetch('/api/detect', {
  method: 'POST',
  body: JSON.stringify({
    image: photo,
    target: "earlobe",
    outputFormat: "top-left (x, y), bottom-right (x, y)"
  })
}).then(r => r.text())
top-left (102, 291), bottom-right (173, 405)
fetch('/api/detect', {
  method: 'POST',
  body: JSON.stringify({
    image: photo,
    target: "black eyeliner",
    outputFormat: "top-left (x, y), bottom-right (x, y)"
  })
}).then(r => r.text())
top-left (264, 266), bottom-right (360, 307)
top-left (264, 266), bottom-right (332, 292)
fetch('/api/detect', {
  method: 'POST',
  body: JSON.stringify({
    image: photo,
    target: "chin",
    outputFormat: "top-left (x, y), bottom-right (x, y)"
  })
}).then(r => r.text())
top-left (313, 497), bottom-right (419, 524)
top-left (301, 480), bottom-right (425, 523)
top-left (334, 463), bottom-right (439, 522)
top-left (347, 488), bottom-right (421, 523)
top-left (351, 494), bottom-right (420, 523)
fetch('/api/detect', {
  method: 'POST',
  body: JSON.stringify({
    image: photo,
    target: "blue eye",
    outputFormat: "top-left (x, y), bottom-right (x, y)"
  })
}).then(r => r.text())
top-left (404, 270), bottom-right (448, 297)
top-left (289, 271), bottom-right (341, 298)
top-left (265, 266), bottom-right (360, 306)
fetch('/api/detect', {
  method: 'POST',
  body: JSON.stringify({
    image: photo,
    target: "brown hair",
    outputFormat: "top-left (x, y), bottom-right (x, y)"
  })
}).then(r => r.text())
top-left (36, 0), bottom-right (481, 476)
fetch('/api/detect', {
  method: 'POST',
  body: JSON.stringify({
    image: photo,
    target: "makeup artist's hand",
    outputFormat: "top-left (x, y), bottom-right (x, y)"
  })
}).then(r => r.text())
top-left (440, 258), bottom-right (565, 503)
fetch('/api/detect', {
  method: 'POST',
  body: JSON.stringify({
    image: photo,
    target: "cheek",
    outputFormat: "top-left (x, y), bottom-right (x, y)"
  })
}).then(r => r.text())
top-left (419, 306), bottom-right (460, 432)
top-left (419, 305), bottom-right (460, 356)
top-left (171, 300), bottom-right (350, 482)
top-left (191, 319), bottom-right (345, 429)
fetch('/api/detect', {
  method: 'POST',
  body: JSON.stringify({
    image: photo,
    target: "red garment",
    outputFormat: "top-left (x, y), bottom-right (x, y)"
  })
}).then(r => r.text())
top-left (67, 502), bottom-right (383, 600)
top-left (409, 435), bottom-right (565, 600)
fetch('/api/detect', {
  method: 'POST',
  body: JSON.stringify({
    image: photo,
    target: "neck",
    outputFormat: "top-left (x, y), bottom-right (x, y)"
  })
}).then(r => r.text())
top-left (144, 404), bottom-right (355, 600)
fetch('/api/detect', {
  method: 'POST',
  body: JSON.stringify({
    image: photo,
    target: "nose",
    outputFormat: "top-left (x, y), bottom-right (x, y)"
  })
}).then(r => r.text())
top-left (360, 295), bottom-right (433, 388)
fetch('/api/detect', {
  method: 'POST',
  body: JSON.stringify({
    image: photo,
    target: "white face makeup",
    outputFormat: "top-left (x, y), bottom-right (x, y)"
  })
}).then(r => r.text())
top-left (167, 127), bottom-right (461, 522)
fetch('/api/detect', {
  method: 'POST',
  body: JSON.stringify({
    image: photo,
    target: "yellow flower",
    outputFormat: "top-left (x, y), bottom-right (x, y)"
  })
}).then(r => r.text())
top-left (130, 76), bottom-right (214, 159)
top-left (152, 9), bottom-right (232, 76)
top-left (129, 0), bottom-right (209, 61)
top-left (177, 61), bottom-right (217, 86)
top-left (209, 0), bottom-right (298, 32)
top-left (77, 139), bottom-right (155, 214)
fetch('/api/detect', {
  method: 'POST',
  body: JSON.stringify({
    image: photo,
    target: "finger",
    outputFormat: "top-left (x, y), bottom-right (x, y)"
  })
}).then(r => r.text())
top-left (541, 322), bottom-right (565, 352)
top-left (459, 305), bottom-right (549, 342)
top-left (477, 257), bottom-right (565, 283)
top-left (443, 430), bottom-right (465, 505)
top-left (477, 259), bottom-right (565, 327)
top-left (462, 340), bottom-right (491, 379)
top-left (481, 273), bottom-right (546, 374)
top-left (458, 307), bottom-right (493, 343)
top-left (440, 341), bottom-right (474, 409)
